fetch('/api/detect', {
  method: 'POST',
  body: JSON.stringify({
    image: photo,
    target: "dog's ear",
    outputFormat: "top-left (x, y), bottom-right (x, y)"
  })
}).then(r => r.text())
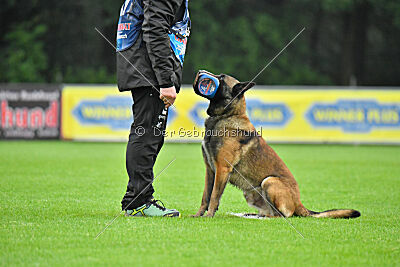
top-left (232, 81), bottom-right (256, 96)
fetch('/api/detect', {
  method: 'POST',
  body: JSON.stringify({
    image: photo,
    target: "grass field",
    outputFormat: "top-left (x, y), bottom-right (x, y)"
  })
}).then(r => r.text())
top-left (1, 141), bottom-right (399, 266)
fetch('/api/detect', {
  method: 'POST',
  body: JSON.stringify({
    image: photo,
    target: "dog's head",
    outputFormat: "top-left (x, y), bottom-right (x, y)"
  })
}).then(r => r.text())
top-left (193, 70), bottom-right (255, 116)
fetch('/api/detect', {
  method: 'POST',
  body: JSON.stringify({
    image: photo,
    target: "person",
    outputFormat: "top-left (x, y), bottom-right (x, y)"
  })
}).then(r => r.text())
top-left (116, 0), bottom-right (190, 217)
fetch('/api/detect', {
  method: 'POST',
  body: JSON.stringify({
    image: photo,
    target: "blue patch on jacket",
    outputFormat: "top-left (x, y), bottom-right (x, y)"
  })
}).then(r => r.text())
top-left (116, 0), bottom-right (190, 66)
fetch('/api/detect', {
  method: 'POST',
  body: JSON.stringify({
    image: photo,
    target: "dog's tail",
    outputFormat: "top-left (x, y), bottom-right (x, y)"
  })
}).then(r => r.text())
top-left (295, 204), bottom-right (360, 219)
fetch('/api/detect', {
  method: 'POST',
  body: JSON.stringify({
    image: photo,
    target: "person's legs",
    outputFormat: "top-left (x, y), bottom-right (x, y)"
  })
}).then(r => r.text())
top-left (121, 87), bottom-right (168, 211)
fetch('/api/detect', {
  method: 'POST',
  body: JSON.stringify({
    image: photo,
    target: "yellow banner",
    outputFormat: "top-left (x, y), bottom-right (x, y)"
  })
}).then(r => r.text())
top-left (62, 86), bottom-right (132, 141)
top-left (62, 85), bottom-right (400, 143)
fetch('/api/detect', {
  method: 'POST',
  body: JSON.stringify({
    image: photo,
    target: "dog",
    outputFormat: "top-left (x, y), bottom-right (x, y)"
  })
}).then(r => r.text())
top-left (192, 70), bottom-right (361, 218)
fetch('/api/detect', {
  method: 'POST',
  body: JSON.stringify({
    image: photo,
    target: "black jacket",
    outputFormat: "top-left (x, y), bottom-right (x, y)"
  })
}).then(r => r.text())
top-left (117, 0), bottom-right (185, 92)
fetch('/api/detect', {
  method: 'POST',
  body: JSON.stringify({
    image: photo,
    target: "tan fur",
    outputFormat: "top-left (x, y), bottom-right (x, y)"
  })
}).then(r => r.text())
top-left (224, 75), bottom-right (239, 89)
top-left (193, 72), bottom-right (360, 219)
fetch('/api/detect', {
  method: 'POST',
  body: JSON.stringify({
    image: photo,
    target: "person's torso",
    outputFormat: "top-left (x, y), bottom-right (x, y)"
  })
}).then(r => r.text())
top-left (116, 0), bottom-right (191, 66)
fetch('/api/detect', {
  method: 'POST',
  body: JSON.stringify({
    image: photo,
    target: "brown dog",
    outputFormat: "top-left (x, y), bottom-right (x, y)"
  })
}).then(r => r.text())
top-left (192, 70), bottom-right (361, 218)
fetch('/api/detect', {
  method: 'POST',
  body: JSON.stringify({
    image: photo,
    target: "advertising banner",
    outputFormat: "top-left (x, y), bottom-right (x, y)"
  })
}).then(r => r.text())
top-left (62, 86), bottom-right (133, 141)
top-left (244, 89), bottom-right (400, 144)
top-left (0, 84), bottom-right (61, 139)
top-left (61, 85), bottom-right (400, 144)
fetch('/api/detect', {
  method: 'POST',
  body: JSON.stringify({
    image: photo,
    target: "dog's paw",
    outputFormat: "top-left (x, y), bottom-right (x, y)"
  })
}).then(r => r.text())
top-left (205, 212), bottom-right (215, 218)
top-left (191, 211), bottom-right (205, 217)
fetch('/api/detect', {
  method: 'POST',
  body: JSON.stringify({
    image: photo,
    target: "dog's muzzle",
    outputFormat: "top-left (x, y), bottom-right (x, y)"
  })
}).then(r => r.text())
top-left (193, 70), bottom-right (220, 100)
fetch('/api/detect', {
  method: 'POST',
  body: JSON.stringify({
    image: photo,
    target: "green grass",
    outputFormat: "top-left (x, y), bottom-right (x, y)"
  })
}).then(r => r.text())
top-left (1, 141), bottom-right (399, 266)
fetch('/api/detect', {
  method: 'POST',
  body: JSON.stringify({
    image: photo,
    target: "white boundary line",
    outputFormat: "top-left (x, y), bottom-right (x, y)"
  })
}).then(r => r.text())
top-left (224, 158), bottom-right (305, 238)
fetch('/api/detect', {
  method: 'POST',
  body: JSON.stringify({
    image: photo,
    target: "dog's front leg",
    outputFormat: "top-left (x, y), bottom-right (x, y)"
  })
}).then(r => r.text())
top-left (193, 164), bottom-right (214, 217)
top-left (206, 163), bottom-right (232, 217)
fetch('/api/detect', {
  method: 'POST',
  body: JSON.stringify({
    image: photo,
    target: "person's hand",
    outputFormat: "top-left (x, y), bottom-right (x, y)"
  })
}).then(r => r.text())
top-left (160, 86), bottom-right (176, 108)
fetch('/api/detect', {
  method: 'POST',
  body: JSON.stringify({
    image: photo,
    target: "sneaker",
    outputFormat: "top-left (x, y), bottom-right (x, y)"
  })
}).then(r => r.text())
top-left (125, 199), bottom-right (180, 217)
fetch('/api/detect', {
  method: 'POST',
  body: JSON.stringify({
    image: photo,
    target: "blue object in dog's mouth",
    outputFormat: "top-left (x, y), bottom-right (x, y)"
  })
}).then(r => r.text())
top-left (194, 70), bottom-right (220, 99)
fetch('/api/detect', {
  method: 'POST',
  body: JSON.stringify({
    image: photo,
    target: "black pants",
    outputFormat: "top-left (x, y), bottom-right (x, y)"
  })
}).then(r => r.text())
top-left (121, 87), bottom-right (168, 210)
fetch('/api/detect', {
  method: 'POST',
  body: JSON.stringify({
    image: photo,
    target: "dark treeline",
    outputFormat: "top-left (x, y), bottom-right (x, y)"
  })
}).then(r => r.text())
top-left (1, 0), bottom-right (399, 86)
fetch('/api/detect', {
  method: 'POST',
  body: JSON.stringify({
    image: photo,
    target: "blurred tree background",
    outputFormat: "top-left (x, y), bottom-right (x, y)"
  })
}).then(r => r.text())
top-left (1, 0), bottom-right (399, 86)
